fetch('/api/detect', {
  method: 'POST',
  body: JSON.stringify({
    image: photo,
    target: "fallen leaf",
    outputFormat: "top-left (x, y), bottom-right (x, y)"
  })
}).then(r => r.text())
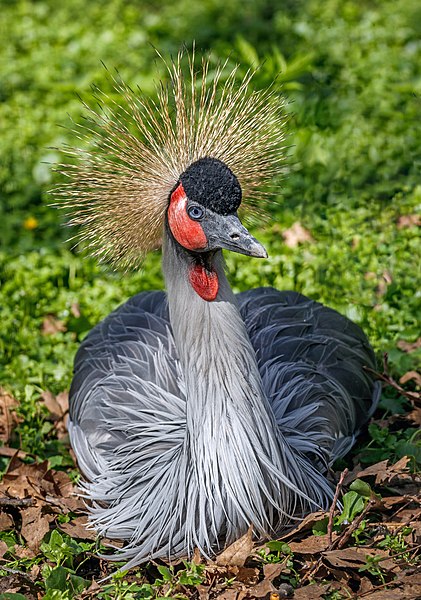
top-left (2, 457), bottom-right (50, 497)
top-left (0, 387), bottom-right (19, 443)
top-left (71, 302), bottom-right (81, 318)
top-left (282, 222), bottom-right (314, 248)
top-left (263, 563), bottom-right (284, 581)
top-left (376, 270), bottom-right (393, 296)
top-left (400, 370), bottom-right (421, 386)
top-left (0, 540), bottom-right (8, 558)
top-left (356, 456), bottom-right (410, 485)
top-left (397, 338), bottom-right (421, 353)
top-left (215, 589), bottom-right (241, 600)
top-left (278, 511), bottom-right (329, 541)
top-left (288, 534), bottom-right (330, 554)
top-left (397, 214), bottom-right (421, 228)
top-left (21, 506), bottom-right (53, 552)
top-left (0, 446), bottom-right (27, 459)
top-left (381, 495), bottom-right (417, 509)
top-left (0, 512), bottom-right (14, 531)
top-left (41, 390), bottom-right (67, 420)
top-left (323, 547), bottom-right (397, 573)
top-left (40, 390), bottom-right (69, 440)
top-left (59, 516), bottom-right (97, 541)
top-left (216, 525), bottom-right (254, 567)
top-left (13, 545), bottom-right (36, 560)
top-left (227, 566), bottom-right (259, 585)
top-left (244, 578), bottom-right (276, 598)
top-left (41, 314), bottom-right (67, 335)
top-left (293, 582), bottom-right (345, 600)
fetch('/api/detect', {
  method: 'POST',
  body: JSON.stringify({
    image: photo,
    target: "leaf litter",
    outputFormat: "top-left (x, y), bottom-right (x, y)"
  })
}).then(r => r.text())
top-left (0, 376), bottom-right (420, 598)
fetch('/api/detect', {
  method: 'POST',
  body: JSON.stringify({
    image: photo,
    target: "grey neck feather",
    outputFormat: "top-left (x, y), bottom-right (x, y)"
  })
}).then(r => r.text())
top-left (162, 229), bottom-right (330, 546)
top-left (162, 228), bottom-right (268, 437)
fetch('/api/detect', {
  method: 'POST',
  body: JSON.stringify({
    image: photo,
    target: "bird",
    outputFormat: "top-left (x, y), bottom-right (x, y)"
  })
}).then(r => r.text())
top-left (57, 51), bottom-right (380, 569)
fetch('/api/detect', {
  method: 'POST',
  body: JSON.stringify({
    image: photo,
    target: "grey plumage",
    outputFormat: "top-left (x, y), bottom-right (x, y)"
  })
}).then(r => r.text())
top-left (69, 236), bottom-right (379, 568)
top-left (60, 53), bottom-right (380, 569)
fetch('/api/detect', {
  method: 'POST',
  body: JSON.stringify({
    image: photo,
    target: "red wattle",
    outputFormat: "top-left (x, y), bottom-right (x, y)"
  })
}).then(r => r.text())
top-left (167, 183), bottom-right (207, 251)
top-left (189, 264), bottom-right (219, 301)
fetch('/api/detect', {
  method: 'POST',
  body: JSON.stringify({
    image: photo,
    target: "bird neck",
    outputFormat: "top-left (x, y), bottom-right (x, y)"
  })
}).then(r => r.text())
top-left (162, 228), bottom-right (268, 433)
top-left (162, 228), bottom-right (330, 538)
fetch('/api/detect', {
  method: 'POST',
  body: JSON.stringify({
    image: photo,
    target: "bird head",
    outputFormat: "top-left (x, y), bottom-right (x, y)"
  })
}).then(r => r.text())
top-left (55, 51), bottom-right (286, 269)
top-left (167, 157), bottom-right (267, 259)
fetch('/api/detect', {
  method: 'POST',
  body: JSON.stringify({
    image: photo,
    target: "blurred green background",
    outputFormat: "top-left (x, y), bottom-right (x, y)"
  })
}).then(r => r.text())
top-left (0, 0), bottom-right (420, 432)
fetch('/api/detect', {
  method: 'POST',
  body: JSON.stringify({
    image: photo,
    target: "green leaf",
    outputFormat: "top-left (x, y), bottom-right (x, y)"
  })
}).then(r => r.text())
top-left (350, 479), bottom-right (373, 498)
top-left (312, 518), bottom-right (329, 536)
top-left (336, 491), bottom-right (365, 525)
top-left (45, 565), bottom-right (89, 596)
top-left (157, 565), bottom-right (173, 582)
top-left (266, 541), bottom-right (292, 554)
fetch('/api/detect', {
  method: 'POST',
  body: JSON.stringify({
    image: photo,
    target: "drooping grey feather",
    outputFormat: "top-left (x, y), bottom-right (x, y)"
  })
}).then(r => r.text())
top-left (69, 233), bottom-right (379, 569)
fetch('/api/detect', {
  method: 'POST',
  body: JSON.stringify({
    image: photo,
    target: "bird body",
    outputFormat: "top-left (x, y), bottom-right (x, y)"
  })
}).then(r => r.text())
top-left (59, 54), bottom-right (380, 568)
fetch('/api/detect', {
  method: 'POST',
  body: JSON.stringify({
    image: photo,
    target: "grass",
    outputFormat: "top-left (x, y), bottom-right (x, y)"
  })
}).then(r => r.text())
top-left (0, 0), bottom-right (420, 597)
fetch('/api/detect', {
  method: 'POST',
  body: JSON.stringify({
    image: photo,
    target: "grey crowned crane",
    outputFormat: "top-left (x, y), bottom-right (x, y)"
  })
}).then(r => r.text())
top-left (57, 53), bottom-right (380, 569)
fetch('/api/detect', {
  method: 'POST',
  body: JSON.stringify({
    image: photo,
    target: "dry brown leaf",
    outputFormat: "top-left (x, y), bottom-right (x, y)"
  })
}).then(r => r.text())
top-left (381, 495), bottom-right (417, 509)
top-left (293, 582), bottom-right (346, 600)
top-left (406, 407), bottom-right (421, 426)
top-left (282, 222), bottom-right (314, 248)
top-left (277, 511), bottom-right (328, 542)
top-left (0, 387), bottom-right (19, 443)
top-left (294, 583), bottom-right (332, 600)
top-left (397, 338), bottom-right (421, 353)
top-left (215, 588), bottom-right (242, 600)
top-left (288, 534), bottom-right (330, 554)
top-left (323, 547), bottom-right (368, 569)
top-left (21, 506), bottom-right (53, 552)
top-left (356, 456), bottom-right (410, 485)
top-left (41, 390), bottom-right (67, 420)
top-left (0, 512), bottom-right (14, 532)
top-left (0, 446), bottom-right (27, 459)
top-left (244, 577), bottom-right (277, 598)
top-left (397, 214), bottom-right (421, 228)
top-left (71, 302), bottom-right (81, 318)
top-left (263, 563), bottom-right (284, 581)
top-left (216, 525), bottom-right (254, 567)
top-left (41, 314), bottom-right (67, 335)
top-left (0, 540), bottom-right (9, 558)
top-left (0, 456), bottom-right (82, 521)
top-left (400, 370), bottom-right (421, 387)
top-left (13, 544), bottom-right (37, 560)
top-left (323, 547), bottom-right (397, 573)
top-left (40, 390), bottom-right (69, 440)
top-left (376, 270), bottom-right (393, 296)
top-left (59, 516), bottom-right (97, 541)
top-left (228, 566), bottom-right (259, 585)
top-left (2, 457), bottom-right (49, 497)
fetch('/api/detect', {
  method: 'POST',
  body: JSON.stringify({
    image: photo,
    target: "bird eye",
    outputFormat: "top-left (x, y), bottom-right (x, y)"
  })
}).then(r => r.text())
top-left (187, 205), bottom-right (204, 220)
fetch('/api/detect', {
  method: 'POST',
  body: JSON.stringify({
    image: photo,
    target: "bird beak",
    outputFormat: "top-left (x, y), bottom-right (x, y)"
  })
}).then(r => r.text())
top-left (206, 213), bottom-right (268, 258)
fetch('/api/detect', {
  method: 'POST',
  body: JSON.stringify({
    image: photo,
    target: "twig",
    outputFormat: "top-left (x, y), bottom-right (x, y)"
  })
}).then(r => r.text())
top-left (334, 499), bottom-right (376, 550)
top-left (0, 496), bottom-right (35, 508)
top-left (0, 565), bottom-right (33, 580)
top-left (363, 353), bottom-right (419, 404)
top-left (355, 580), bottom-right (395, 598)
top-left (328, 468), bottom-right (348, 547)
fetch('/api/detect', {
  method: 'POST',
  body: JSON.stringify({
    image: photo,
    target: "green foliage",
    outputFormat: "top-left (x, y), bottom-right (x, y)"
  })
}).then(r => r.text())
top-left (260, 540), bottom-right (293, 563)
top-left (359, 423), bottom-right (421, 466)
top-left (0, 0), bottom-right (420, 596)
top-left (41, 530), bottom-right (95, 569)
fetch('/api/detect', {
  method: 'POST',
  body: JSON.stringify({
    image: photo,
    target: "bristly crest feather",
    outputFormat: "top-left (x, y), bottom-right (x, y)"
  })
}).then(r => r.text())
top-left (54, 49), bottom-right (288, 268)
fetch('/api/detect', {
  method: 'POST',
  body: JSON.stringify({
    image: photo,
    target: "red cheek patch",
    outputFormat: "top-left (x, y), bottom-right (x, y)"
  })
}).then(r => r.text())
top-left (189, 264), bottom-right (219, 301)
top-left (167, 183), bottom-right (207, 251)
